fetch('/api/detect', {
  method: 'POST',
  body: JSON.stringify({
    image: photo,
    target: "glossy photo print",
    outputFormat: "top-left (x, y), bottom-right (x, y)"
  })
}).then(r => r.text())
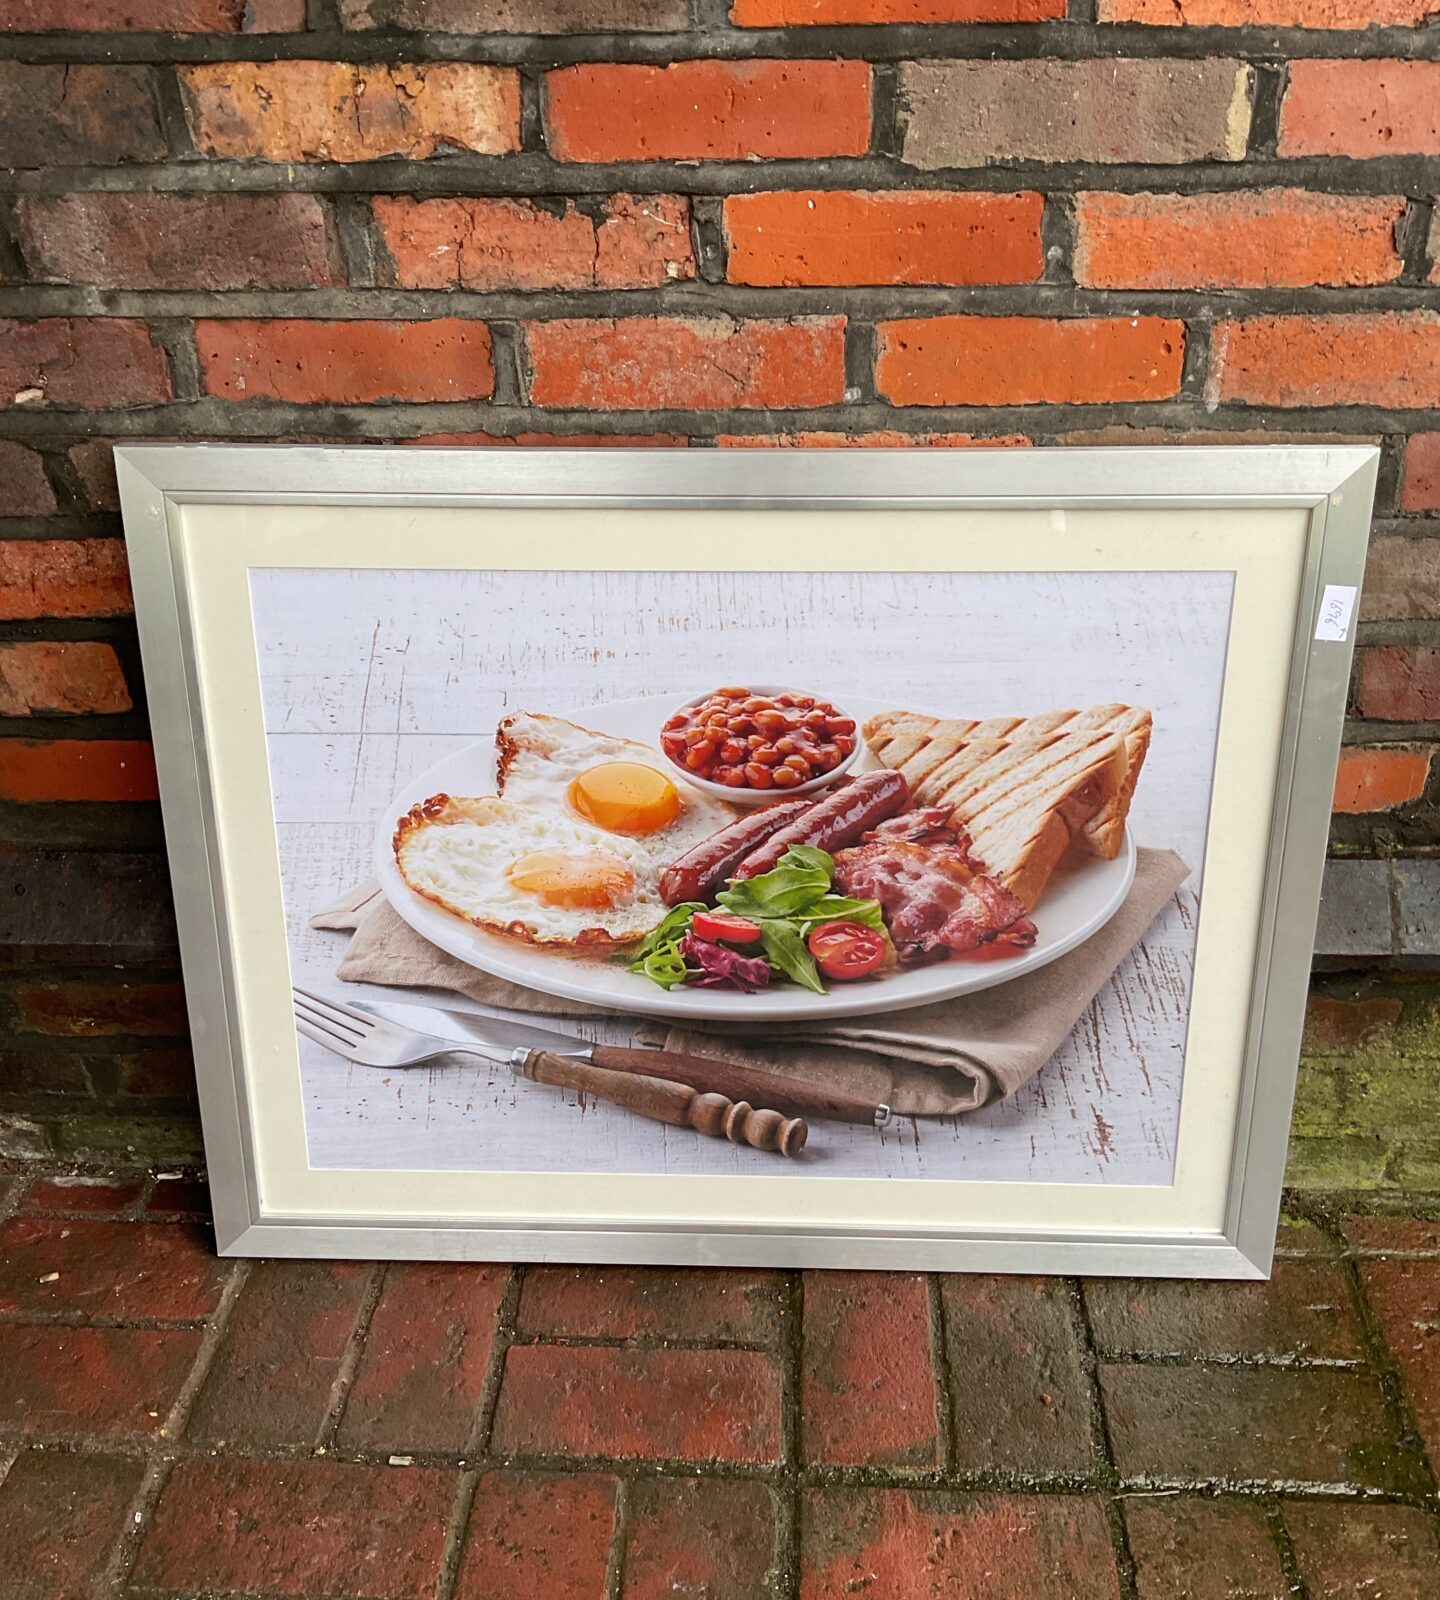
top-left (251, 564), bottom-right (1230, 1189)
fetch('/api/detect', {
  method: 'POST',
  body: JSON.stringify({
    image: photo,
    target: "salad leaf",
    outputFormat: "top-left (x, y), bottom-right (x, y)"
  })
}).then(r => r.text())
top-left (796, 895), bottom-right (887, 934)
top-left (627, 902), bottom-right (702, 989)
top-left (759, 920), bottom-right (825, 994)
top-left (680, 932), bottom-right (771, 992)
top-left (715, 846), bottom-right (835, 919)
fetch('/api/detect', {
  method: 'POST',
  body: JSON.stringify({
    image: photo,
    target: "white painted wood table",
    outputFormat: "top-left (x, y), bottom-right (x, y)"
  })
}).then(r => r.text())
top-left (252, 566), bottom-right (1231, 1187)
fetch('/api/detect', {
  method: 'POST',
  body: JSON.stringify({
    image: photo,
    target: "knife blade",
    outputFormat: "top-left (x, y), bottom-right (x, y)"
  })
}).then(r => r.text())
top-left (349, 996), bottom-right (890, 1127)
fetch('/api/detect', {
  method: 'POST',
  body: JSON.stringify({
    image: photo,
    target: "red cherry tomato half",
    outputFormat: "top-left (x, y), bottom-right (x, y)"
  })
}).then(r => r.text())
top-left (807, 920), bottom-right (886, 981)
top-left (692, 911), bottom-right (764, 947)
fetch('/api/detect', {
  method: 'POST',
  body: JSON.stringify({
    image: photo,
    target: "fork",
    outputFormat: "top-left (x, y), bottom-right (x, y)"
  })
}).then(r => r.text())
top-left (292, 986), bottom-right (806, 1157)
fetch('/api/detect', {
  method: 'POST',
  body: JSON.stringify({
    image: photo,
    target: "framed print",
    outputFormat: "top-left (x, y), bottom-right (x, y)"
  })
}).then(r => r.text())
top-left (116, 443), bottom-right (1376, 1277)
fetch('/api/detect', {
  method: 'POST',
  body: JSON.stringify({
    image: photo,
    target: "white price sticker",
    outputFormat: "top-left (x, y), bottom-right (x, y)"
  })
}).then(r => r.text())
top-left (1314, 584), bottom-right (1358, 643)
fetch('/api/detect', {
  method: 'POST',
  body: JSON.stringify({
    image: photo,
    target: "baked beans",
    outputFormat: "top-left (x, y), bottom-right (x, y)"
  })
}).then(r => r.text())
top-left (660, 688), bottom-right (856, 790)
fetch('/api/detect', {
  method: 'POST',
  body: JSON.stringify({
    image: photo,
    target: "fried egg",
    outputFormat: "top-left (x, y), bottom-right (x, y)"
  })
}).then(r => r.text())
top-left (393, 712), bottom-right (732, 948)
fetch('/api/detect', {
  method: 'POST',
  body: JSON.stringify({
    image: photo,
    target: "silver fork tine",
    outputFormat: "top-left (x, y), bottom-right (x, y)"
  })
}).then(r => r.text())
top-left (296, 1015), bottom-right (360, 1054)
top-left (292, 985), bottom-right (376, 1035)
top-left (294, 997), bottom-right (365, 1046)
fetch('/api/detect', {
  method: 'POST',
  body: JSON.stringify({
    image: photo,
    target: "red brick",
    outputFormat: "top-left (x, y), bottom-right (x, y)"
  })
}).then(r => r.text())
top-left (181, 61), bottom-right (520, 162)
top-left (454, 1470), bottom-right (616, 1600)
top-left (493, 1345), bottom-right (781, 1463)
top-left (525, 316), bottom-right (846, 410)
top-left (375, 194), bottom-right (693, 291)
top-left (545, 60), bottom-right (870, 162)
top-left (726, 189), bottom-right (1043, 287)
top-left (1286, 1502), bottom-right (1440, 1600)
top-left (0, 64), bottom-right (166, 168)
top-left (941, 1276), bottom-right (1094, 1472)
top-left (1401, 433), bottom-right (1440, 511)
top-left (146, 1174), bottom-right (210, 1215)
top-left (1358, 647), bottom-right (1440, 721)
top-left (0, 1217), bottom-right (224, 1319)
top-left (1125, 1498), bottom-right (1287, 1600)
top-left (738, 0), bottom-right (1060, 13)
top-left (198, 318), bottom-right (495, 405)
top-left (0, 540), bottom-right (132, 619)
top-left (1303, 994), bottom-right (1404, 1055)
top-left (801, 1271), bottom-right (938, 1468)
top-left (624, 1478), bottom-right (779, 1600)
top-left (0, 0), bottom-right (302, 25)
top-left (517, 1265), bottom-right (781, 1342)
top-left (0, 319), bottom-right (169, 410)
top-left (13, 978), bottom-right (187, 1036)
top-left (0, 642), bottom-right (131, 718)
top-left (0, 740), bottom-right (158, 803)
top-left (1103, 0), bottom-right (1440, 20)
top-left (0, 1322), bottom-right (200, 1439)
top-left (0, 441), bottom-right (54, 516)
top-left (800, 1488), bottom-right (1120, 1600)
top-left (18, 193), bottom-right (341, 292)
top-left (414, 430), bottom-right (689, 448)
top-left (338, 1263), bottom-right (507, 1454)
top-left (1280, 61), bottom-right (1440, 158)
top-left (1333, 747), bottom-right (1431, 813)
top-left (21, 1174), bottom-right (144, 1215)
top-left (133, 1456), bottom-right (455, 1599)
top-left (189, 1260), bottom-right (370, 1448)
top-left (1360, 1257), bottom-right (1440, 1468)
top-left (0, 1449), bottom-right (145, 1600)
top-left (1075, 191), bottom-right (1403, 290)
top-left (342, 0), bottom-right (685, 25)
top-left (718, 429), bottom-right (1032, 447)
top-left (1361, 537), bottom-right (1440, 621)
top-left (1212, 314), bottom-right (1440, 409)
top-left (1343, 1216), bottom-right (1440, 1255)
top-left (119, 1045), bottom-right (198, 1099)
top-left (1086, 1262), bottom-right (1363, 1361)
top-left (877, 315), bottom-right (1185, 406)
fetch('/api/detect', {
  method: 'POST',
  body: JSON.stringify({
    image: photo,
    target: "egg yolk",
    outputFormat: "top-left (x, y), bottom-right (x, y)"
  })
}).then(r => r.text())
top-left (507, 850), bottom-right (637, 910)
top-left (568, 761), bottom-right (681, 835)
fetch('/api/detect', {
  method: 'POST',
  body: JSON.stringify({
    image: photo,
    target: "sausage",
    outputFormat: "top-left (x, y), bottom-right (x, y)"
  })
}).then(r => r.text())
top-left (660, 798), bottom-right (816, 906)
top-left (732, 770), bottom-right (910, 880)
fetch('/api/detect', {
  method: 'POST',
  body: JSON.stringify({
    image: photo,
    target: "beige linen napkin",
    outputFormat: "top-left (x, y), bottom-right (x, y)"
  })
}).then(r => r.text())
top-left (311, 848), bottom-right (1187, 1117)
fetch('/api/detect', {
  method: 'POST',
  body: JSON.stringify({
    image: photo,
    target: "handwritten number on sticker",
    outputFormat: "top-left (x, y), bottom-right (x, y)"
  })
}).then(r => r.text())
top-left (1314, 584), bottom-right (1357, 644)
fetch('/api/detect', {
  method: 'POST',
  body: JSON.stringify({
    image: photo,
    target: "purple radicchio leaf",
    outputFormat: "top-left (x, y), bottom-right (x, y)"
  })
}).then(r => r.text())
top-left (679, 932), bottom-right (771, 993)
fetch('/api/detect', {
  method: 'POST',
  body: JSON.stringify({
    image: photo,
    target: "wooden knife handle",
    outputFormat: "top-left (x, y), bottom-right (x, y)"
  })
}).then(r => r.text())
top-left (524, 1051), bottom-right (807, 1158)
top-left (592, 1045), bottom-right (889, 1128)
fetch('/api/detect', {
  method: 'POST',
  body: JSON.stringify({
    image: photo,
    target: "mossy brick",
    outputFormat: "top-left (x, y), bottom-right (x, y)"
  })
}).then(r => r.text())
top-left (1284, 1502), bottom-right (1440, 1600)
top-left (1342, 1216), bottom-right (1440, 1255)
top-left (1125, 1498), bottom-right (1288, 1600)
top-left (1359, 1257), bottom-right (1440, 1472)
top-left (51, 1113), bottom-right (204, 1165)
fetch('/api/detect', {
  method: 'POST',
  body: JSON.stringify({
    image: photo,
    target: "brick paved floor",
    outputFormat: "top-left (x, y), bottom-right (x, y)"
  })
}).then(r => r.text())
top-left (1, 1169), bottom-right (1438, 1599)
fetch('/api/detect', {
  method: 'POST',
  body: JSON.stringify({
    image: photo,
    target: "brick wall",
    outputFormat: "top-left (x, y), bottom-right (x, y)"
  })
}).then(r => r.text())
top-left (0, 2), bottom-right (1437, 1184)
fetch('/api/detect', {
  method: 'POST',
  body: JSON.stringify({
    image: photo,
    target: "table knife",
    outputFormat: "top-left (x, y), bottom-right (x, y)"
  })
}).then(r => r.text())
top-left (349, 998), bottom-right (892, 1127)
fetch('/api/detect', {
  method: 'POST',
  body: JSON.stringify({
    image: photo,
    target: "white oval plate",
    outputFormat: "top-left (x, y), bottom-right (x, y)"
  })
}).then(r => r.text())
top-left (372, 694), bottom-right (1137, 1022)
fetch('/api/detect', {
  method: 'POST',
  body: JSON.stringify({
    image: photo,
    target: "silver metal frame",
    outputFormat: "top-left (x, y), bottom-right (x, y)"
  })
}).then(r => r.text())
top-left (114, 443), bottom-right (1378, 1276)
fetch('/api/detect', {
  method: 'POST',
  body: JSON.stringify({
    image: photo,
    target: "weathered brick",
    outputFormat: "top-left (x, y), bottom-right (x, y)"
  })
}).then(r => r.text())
top-left (414, 430), bottom-right (689, 448)
top-left (0, 1322), bottom-right (200, 1439)
top-left (518, 1265), bottom-right (781, 1342)
top-left (524, 316), bottom-right (847, 410)
top-left (1333, 747), bottom-right (1431, 813)
top-left (1360, 1256), bottom-right (1440, 1468)
top-left (1285, 1502), bottom-right (1440, 1600)
top-left (0, 848), bottom-right (177, 964)
top-left (0, 540), bottom-right (132, 619)
top-left (11, 977), bottom-right (186, 1037)
top-left (1398, 862), bottom-right (1440, 959)
top-left (453, 1471), bottom-right (617, 1600)
top-left (1075, 191), bottom-right (1404, 289)
top-left (181, 61), bottom-right (520, 162)
top-left (133, 1457), bottom-right (456, 1599)
top-left (0, 319), bottom-right (170, 410)
top-left (21, 1174), bottom-right (145, 1214)
top-left (876, 316), bottom-right (1185, 406)
top-left (0, 442), bottom-right (55, 516)
top-left (801, 1271), bottom-right (939, 1468)
top-left (545, 60), bottom-right (871, 162)
top-left (0, 642), bottom-right (131, 718)
top-left (1125, 1498), bottom-right (1287, 1600)
top-left (18, 194), bottom-right (341, 292)
top-left (1360, 538), bottom-right (1440, 621)
top-left (623, 1477), bottom-right (779, 1600)
top-left (1303, 993), bottom-right (1403, 1055)
top-left (0, 0), bottom-right (303, 26)
top-left (338, 1263), bottom-right (507, 1454)
top-left (0, 1449), bottom-right (145, 1600)
top-left (1099, 1364), bottom-right (1419, 1490)
top-left (375, 194), bottom-right (693, 291)
top-left (941, 1276), bottom-right (1093, 1473)
top-left (342, 0), bottom-right (686, 25)
top-left (189, 1260), bottom-right (370, 1448)
top-left (1086, 1262), bottom-right (1363, 1361)
top-left (0, 740), bottom-right (158, 803)
top-left (1358, 647), bottom-right (1440, 721)
top-left (0, 64), bottom-right (165, 168)
top-left (493, 1345), bottom-right (781, 1463)
top-left (1343, 1216), bottom-right (1440, 1256)
top-left (1313, 858), bottom-right (1392, 958)
top-left (197, 319), bottom-right (495, 404)
top-left (1103, 0), bottom-right (1440, 20)
top-left (900, 59), bottom-right (1252, 168)
top-left (146, 1174), bottom-right (210, 1214)
top-left (800, 1488), bottom-right (1120, 1600)
top-left (0, 1045), bottom-right (91, 1097)
top-left (1211, 314), bottom-right (1440, 408)
top-left (1280, 61), bottom-right (1440, 158)
top-left (718, 429), bottom-right (1032, 447)
top-left (0, 1217), bottom-right (223, 1319)
top-left (726, 189), bottom-right (1043, 287)
top-left (737, 0), bottom-right (1061, 17)
top-left (1400, 434), bottom-right (1440, 512)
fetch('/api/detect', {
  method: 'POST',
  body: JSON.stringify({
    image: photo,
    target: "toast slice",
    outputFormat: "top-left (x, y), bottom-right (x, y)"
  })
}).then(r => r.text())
top-left (861, 704), bottom-right (1151, 909)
